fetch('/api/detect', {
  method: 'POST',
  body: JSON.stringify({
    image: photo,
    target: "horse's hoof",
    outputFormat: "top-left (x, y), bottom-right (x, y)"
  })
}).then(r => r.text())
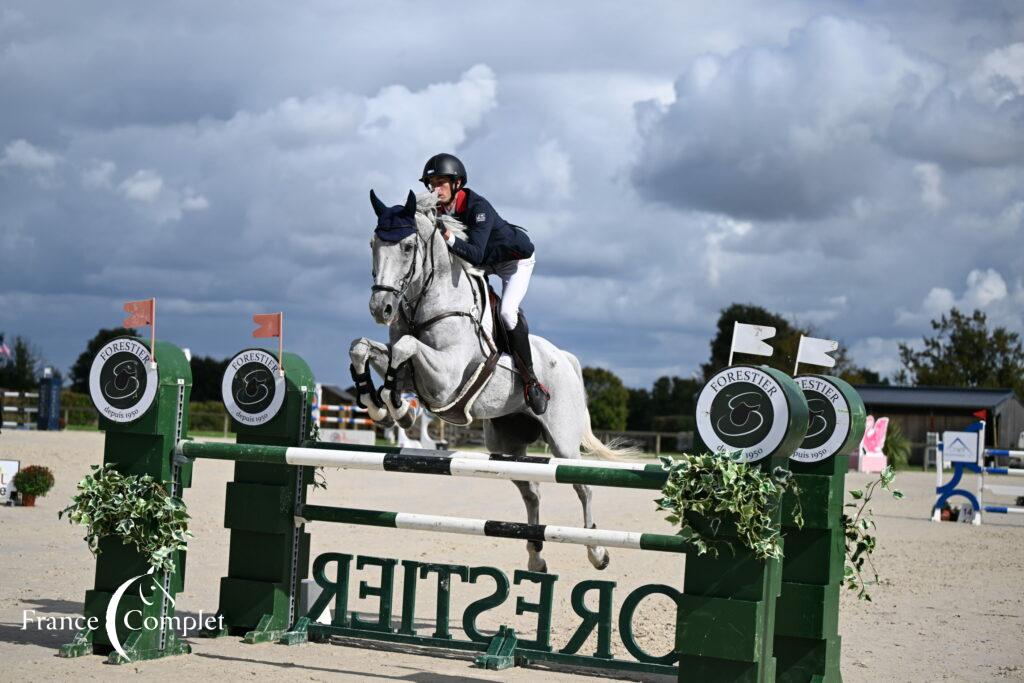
top-left (590, 549), bottom-right (610, 570)
top-left (397, 410), bottom-right (415, 429)
top-left (528, 558), bottom-right (548, 573)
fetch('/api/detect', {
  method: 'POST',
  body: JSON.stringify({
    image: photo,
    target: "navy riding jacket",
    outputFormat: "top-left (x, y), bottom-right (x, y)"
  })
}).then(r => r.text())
top-left (444, 188), bottom-right (534, 266)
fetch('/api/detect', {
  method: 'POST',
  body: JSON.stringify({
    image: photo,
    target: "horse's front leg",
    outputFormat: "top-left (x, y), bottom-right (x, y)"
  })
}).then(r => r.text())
top-left (379, 335), bottom-right (452, 429)
top-left (349, 337), bottom-right (394, 427)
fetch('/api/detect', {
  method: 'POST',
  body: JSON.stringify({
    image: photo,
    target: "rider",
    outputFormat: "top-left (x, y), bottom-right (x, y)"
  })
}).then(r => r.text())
top-left (420, 152), bottom-right (550, 415)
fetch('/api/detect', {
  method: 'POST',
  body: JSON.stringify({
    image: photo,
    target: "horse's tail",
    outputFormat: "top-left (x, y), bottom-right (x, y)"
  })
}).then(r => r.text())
top-left (562, 351), bottom-right (642, 461)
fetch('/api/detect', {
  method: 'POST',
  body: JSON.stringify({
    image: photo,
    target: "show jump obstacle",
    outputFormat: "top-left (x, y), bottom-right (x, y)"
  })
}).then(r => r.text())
top-left (1, 370), bottom-right (61, 431)
top-left (932, 421), bottom-right (1024, 524)
top-left (62, 338), bottom-right (863, 682)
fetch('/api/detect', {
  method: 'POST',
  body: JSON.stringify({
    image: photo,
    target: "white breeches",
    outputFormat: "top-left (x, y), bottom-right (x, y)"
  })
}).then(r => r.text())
top-left (486, 254), bottom-right (535, 330)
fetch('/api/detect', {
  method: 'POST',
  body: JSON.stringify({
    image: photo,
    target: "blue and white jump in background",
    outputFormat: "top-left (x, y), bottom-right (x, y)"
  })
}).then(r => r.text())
top-left (932, 420), bottom-right (1024, 524)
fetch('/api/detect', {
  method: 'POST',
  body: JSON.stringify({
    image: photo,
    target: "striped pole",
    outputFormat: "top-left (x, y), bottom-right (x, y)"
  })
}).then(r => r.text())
top-left (319, 416), bottom-right (375, 426)
top-left (178, 440), bottom-right (669, 490)
top-left (321, 403), bottom-right (369, 413)
top-left (983, 505), bottom-right (1024, 515)
top-left (981, 466), bottom-right (1024, 476)
top-left (299, 504), bottom-right (688, 553)
top-left (985, 449), bottom-right (1024, 459)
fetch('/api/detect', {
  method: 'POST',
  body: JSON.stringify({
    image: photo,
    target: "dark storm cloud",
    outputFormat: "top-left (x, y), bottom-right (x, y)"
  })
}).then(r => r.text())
top-left (1, 1), bottom-right (1022, 388)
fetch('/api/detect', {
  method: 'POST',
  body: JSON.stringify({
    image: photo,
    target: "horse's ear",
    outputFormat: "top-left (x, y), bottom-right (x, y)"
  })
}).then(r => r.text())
top-left (370, 189), bottom-right (386, 217)
top-left (403, 190), bottom-right (417, 216)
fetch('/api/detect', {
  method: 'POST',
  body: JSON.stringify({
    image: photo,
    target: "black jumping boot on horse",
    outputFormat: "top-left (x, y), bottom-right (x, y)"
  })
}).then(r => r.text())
top-left (506, 315), bottom-right (550, 415)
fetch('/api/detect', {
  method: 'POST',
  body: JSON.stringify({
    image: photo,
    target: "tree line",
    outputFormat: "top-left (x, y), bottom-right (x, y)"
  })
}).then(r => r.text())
top-left (3, 302), bottom-right (1023, 428)
top-left (582, 303), bottom-right (1024, 431)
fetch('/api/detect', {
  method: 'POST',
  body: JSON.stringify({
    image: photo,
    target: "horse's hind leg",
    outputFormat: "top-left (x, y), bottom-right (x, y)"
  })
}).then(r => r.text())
top-left (573, 483), bottom-right (610, 570)
top-left (512, 479), bottom-right (547, 573)
top-left (485, 416), bottom-right (547, 572)
top-left (546, 423), bottom-right (610, 570)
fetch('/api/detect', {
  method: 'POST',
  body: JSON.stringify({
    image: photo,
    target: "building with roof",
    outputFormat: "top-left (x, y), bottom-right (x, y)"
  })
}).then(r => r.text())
top-left (852, 385), bottom-right (1024, 465)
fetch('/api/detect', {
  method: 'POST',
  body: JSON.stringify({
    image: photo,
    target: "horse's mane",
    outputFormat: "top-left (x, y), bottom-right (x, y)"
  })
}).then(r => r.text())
top-left (414, 191), bottom-right (482, 276)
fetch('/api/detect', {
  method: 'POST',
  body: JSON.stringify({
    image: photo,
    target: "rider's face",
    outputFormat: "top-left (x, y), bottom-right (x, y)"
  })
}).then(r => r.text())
top-left (428, 176), bottom-right (454, 204)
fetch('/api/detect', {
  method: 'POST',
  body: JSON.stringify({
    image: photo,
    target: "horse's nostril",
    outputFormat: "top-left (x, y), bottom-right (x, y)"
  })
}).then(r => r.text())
top-left (383, 305), bottom-right (393, 318)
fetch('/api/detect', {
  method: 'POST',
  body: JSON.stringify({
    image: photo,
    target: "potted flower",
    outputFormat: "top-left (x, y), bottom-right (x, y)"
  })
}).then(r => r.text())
top-left (12, 465), bottom-right (55, 507)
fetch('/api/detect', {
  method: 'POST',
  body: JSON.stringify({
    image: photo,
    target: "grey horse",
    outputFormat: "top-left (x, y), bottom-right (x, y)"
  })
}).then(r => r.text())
top-left (350, 190), bottom-right (634, 572)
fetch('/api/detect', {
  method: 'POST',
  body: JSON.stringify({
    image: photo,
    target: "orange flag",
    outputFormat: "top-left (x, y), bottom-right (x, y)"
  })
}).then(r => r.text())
top-left (123, 299), bottom-right (154, 328)
top-left (252, 312), bottom-right (282, 338)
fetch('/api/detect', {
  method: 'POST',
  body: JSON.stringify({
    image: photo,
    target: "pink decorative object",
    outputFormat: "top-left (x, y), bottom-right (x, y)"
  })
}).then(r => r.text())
top-left (856, 415), bottom-right (889, 473)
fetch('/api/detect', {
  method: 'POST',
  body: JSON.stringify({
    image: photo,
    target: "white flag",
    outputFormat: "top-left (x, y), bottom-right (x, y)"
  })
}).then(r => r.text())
top-left (730, 322), bottom-right (776, 362)
top-left (796, 335), bottom-right (839, 368)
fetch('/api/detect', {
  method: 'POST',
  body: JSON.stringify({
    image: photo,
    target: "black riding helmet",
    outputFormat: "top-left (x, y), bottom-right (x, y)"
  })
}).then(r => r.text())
top-left (419, 153), bottom-right (467, 189)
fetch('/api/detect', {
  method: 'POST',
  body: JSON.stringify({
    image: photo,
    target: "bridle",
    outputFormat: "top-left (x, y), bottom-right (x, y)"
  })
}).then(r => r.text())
top-left (371, 227), bottom-right (428, 320)
top-left (370, 221), bottom-right (493, 343)
top-left (367, 213), bottom-right (500, 420)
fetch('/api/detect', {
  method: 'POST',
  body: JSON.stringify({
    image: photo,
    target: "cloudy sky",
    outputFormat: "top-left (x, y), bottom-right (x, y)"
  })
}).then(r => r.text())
top-left (2, 1), bottom-right (1023, 388)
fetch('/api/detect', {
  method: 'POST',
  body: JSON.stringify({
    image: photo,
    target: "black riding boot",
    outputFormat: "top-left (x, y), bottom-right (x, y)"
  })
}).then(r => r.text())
top-left (506, 314), bottom-right (550, 415)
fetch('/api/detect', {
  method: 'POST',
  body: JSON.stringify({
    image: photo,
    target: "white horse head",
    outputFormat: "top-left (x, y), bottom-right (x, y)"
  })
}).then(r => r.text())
top-left (367, 189), bottom-right (472, 326)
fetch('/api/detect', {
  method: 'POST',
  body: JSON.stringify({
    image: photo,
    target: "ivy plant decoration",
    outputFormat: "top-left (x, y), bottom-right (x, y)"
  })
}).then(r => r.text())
top-left (843, 465), bottom-right (902, 601)
top-left (59, 464), bottom-right (192, 573)
top-left (656, 452), bottom-right (802, 560)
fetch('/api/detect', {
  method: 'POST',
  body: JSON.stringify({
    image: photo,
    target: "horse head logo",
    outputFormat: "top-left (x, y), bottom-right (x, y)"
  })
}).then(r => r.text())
top-left (103, 360), bottom-right (140, 401)
top-left (805, 397), bottom-right (830, 440)
top-left (105, 567), bottom-right (174, 663)
top-left (716, 391), bottom-right (765, 438)
top-left (235, 369), bottom-right (272, 407)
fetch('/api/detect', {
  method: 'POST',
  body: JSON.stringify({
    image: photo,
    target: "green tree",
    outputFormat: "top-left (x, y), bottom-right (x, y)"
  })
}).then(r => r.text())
top-left (190, 355), bottom-right (230, 402)
top-left (0, 334), bottom-right (44, 391)
top-left (626, 387), bottom-right (653, 430)
top-left (69, 327), bottom-right (138, 393)
top-left (898, 308), bottom-right (1024, 396)
top-left (838, 366), bottom-right (890, 386)
top-left (702, 303), bottom-right (873, 383)
top-left (702, 304), bottom-right (804, 379)
top-left (582, 367), bottom-right (629, 430)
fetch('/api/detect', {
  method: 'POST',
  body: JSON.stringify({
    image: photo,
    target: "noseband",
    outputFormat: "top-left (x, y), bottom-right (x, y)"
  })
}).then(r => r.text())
top-left (371, 229), bottom-right (429, 315)
top-left (370, 223), bottom-right (487, 339)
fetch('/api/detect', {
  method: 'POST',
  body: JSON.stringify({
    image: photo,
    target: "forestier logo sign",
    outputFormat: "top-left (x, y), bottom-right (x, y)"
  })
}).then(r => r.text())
top-left (89, 338), bottom-right (159, 422)
top-left (221, 349), bottom-right (285, 425)
top-left (696, 366), bottom-right (791, 463)
top-left (793, 376), bottom-right (852, 463)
